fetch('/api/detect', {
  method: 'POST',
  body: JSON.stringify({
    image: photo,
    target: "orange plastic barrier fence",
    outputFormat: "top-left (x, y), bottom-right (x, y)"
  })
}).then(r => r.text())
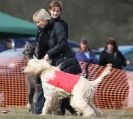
top-left (79, 62), bottom-right (129, 109)
top-left (0, 59), bottom-right (28, 107)
top-left (0, 60), bottom-right (132, 109)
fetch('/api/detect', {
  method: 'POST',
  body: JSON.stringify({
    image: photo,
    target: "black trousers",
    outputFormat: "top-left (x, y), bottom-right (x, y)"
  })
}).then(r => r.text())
top-left (32, 78), bottom-right (45, 114)
top-left (32, 86), bottom-right (45, 114)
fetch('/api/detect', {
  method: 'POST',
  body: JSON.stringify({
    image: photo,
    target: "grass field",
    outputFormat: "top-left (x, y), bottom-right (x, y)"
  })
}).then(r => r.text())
top-left (0, 108), bottom-right (133, 119)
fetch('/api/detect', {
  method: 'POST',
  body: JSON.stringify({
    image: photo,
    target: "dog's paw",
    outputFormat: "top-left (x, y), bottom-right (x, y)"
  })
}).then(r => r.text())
top-left (40, 113), bottom-right (47, 116)
top-left (41, 109), bottom-right (48, 116)
top-left (52, 110), bottom-right (62, 115)
top-left (76, 111), bottom-right (82, 116)
top-left (65, 110), bottom-right (74, 116)
top-left (96, 110), bottom-right (104, 117)
top-left (26, 103), bottom-right (31, 112)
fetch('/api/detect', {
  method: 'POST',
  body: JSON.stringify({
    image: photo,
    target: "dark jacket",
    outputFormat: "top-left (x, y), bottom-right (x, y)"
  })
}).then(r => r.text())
top-left (35, 19), bottom-right (81, 74)
top-left (51, 17), bottom-right (68, 38)
top-left (75, 51), bottom-right (97, 64)
top-left (35, 25), bottom-right (49, 59)
top-left (99, 50), bottom-right (127, 69)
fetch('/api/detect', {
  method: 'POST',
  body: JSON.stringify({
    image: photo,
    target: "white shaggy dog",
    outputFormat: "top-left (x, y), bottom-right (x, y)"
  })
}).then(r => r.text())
top-left (24, 57), bottom-right (111, 117)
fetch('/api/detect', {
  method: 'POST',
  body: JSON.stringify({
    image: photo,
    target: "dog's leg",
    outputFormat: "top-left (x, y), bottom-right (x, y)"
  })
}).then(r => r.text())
top-left (82, 88), bottom-right (101, 117)
top-left (86, 93), bottom-right (103, 117)
top-left (27, 79), bottom-right (35, 112)
top-left (70, 78), bottom-right (98, 117)
top-left (41, 92), bottom-right (61, 115)
top-left (89, 101), bottom-right (103, 117)
top-left (41, 84), bottom-right (62, 115)
top-left (41, 98), bottom-right (52, 115)
top-left (50, 93), bottom-right (62, 115)
top-left (70, 95), bottom-right (94, 117)
top-left (82, 105), bottom-right (94, 117)
top-left (28, 87), bottom-right (35, 111)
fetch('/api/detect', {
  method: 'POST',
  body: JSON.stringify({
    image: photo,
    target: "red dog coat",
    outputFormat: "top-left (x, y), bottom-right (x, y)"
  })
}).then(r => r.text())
top-left (47, 71), bottom-right (80, 93)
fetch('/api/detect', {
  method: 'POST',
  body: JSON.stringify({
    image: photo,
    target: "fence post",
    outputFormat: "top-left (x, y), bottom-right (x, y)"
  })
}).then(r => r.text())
top-left (127, 71), bottom-right (133, 107)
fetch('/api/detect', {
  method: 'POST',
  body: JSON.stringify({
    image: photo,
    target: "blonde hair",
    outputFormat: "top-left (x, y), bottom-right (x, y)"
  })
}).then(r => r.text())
top-left (49, 0), bottom-right (63, 11)
top-left (33, 9), bottom-right (51, 22)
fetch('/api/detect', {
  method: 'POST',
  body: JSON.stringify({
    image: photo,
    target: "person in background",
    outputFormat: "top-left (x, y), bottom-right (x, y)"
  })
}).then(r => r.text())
top-left (99, 37), bottom-right (127, 69)
top-left (6, 38), bottom-right (15, 49)
top-left (76, 38), bottom-right (97, 63)
top-left (0, 38), bottom-right (15, 52)
top-left (76, 38), bottom-right (97, 78)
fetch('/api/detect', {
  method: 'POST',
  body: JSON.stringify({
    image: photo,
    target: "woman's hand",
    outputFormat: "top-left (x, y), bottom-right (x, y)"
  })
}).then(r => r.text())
top-left (44, 54), bottom-right (49, 60)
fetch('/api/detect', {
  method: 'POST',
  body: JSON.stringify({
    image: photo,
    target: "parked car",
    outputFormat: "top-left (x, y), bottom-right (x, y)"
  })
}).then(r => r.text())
top-left (0, 40), bottom-right (79, 73)
top-left (98, 45), bottom-right (133, 71)
top-left (118, 46), bottom-right (133, 71)
top-left (0, 37), bottom-right (35, 52)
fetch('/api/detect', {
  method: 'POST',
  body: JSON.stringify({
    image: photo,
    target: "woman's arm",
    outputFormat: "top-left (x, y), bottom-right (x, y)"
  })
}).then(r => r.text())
top-left (46, 22), bottom-right (67, 58)
top-left (35, 26), bottom-right (49, 59)
top-left (91, 52), bottom-right (98, 64)
top-left (118, 51), bottom-right (127, 67)
top-left (99, 51), bottom-right (106, 66)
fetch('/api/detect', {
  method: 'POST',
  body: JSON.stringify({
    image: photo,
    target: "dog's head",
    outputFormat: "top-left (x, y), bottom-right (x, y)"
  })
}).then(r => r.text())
top-left (24, 57), bottom-right (51, 75)
top-left (23, 42), bottom-right (35, 59)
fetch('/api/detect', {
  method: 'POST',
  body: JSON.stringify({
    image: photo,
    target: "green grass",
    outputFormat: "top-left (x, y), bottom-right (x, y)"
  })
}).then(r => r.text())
top-left (0, 108), bottom-right (133, 119)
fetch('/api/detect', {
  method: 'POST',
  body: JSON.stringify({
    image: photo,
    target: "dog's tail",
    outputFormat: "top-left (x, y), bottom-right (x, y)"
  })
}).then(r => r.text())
top-left (89, 64), bottom-right (112, 88)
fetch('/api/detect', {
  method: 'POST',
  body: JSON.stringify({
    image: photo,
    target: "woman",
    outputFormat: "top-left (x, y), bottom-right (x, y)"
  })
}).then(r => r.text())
top-left (76, 38), bottom-right (97, 78)
top-left (42, 0), bottom-right (81, 74)
top-left (48, 0), bottom-right (68, 38)
top-left (33, 8), bottom-right (81, 114)
top-left (76, 38), bottom-right (97, 63)
top-left (46, 1), bottom-right (81, 114)
top-left (31, 9), bottom-right (51, 114)
top-left (99, 37), bottom-right (127, 69)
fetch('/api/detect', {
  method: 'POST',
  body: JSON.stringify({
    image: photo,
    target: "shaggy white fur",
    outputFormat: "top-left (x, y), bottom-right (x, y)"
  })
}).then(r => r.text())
top-left (24, 57), bottom-right (112, 117)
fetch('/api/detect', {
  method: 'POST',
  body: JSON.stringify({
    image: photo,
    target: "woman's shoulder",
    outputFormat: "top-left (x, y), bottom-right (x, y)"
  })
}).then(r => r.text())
top-left (116, 50), bottom-right (124, 57)
top-left (53, 21), bottom-right (66, 32)
top-left (76, 51), bottom-right (84, 57)
top-left (117, 50), bottom-right (122, 54)
top-left (90, 50), bottom-right (95, 54)
top-left (76, 50), bottom-right (83, 54)
top-left (101, 50), bottom-right (107, 53)
top-left (59, 19), bottom-right (68, 28)
top-left (75, 51), bottom-right (85, 60)
top-left (99, 50), bottom-right (107, 57)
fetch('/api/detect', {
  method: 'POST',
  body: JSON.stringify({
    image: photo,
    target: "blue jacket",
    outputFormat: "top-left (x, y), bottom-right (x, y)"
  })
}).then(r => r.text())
top-left (76, 51), bottom-right (97, 64)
